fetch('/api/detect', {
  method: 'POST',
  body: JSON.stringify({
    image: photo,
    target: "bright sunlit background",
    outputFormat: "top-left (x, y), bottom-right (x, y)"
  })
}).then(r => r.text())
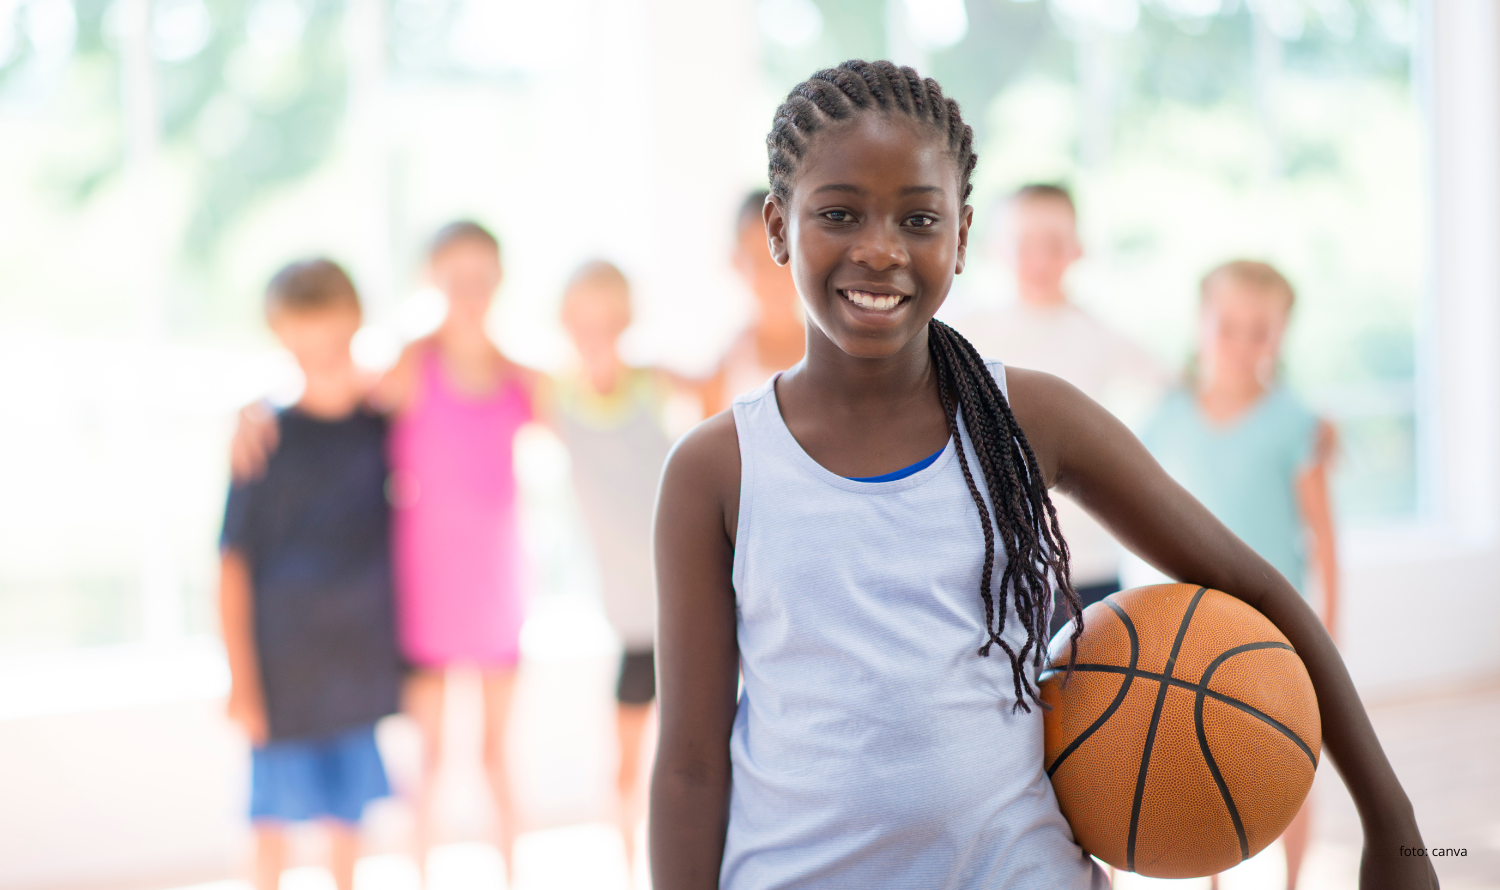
top-left (2, 0), bottom-right (1498, 889)
top-left (0, 0), bottom-right (1428, 657)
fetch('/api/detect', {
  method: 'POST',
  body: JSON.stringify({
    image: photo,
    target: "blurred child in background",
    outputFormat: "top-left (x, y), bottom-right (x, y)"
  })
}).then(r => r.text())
top-left (382, 221), bottom-right (537, 881)
top-left (701, 190), bottom-right (806, 413)
top-left (232, 221), bottom-right (538, 882)
top-left (1137, 260), bottom-right (1338, 890)
top-left (219, 259), bottom-right (402, 890)
top-left (959, 184), bottom-right (1167, 635)
top-left (546, 260), bottom-right (673, 881)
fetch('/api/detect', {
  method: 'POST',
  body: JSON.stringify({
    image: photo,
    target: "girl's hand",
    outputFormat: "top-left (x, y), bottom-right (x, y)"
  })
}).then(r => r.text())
top-left (227, 684), bottom-right (268, 747)
top-left (1360, 816), bottom-right (1440, 889)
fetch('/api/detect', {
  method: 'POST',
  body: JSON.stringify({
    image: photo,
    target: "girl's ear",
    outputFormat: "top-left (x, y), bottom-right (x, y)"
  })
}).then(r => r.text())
top-left (954, 203), bottom-right (975, 275)
top-left (765, 195), bottom-right (792, 266)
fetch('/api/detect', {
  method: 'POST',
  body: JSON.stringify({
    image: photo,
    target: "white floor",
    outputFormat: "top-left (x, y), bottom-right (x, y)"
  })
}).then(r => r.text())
top-left (169, 824), bottom-right (649, 890)
top-left (168, 832), bottom-right (1366, 890)
top-left (156, 656), bottom-right (1500, 890)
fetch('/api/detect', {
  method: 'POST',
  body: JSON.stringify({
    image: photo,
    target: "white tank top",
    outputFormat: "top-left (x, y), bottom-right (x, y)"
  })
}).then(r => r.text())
top-left (723, 364), bottom-right (1106, 889)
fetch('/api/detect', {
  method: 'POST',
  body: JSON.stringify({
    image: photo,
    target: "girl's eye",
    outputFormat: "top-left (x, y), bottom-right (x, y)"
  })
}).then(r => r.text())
top-left (824, 210), bottom-right (852, 223)
top-left (905, 214), bottom-right (936, 228)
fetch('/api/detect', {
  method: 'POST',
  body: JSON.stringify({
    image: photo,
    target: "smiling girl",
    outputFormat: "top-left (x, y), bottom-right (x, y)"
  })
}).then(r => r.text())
top-left (648, 61), bottom-right (1433, 889)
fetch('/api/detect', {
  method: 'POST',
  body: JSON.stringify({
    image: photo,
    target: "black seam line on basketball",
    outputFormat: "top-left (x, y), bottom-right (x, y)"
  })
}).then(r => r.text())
top-left (1127, 586), bottom-right (1208, 874)
top-left (1039, 653), bottom-right (1317, 768)
top-left (1045, 599), bottom-right (1140, 779)
top-left (1194, 642), bottom-right (1296, 864)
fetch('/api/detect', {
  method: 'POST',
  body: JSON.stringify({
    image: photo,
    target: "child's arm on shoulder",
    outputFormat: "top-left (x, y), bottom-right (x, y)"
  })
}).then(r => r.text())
top-left (1297, 419), bottom-right (1339, 641)
top-left (230, 338), bottom-right (422, 481)
top-left (229, 402), bottom-right (279, 483)
top-left (1005, 368), bottom-right (1435, 890)
top-left (649, 411), bottom-right (742, 890)
top-left (367, 338), bottom-right (429, 415)
top-left (219, 550), bottom-right (267, 746)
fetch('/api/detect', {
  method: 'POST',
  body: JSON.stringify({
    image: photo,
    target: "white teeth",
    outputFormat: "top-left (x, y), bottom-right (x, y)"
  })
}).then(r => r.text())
top-left (845, 290), bottom-right (904, 311)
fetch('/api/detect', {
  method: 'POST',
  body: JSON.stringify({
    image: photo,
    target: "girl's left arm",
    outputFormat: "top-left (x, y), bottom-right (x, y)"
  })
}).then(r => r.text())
top-left (1006, 368), bottom-right (1436, 890)
top-left (1297, 420), bottom-right (1339, 640)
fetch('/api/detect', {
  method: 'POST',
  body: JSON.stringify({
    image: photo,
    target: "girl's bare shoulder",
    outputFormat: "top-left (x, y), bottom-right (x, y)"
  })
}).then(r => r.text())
top-left (1003, 366), bottom-right (1118, 487)
top-left (665, 409), bottom-right (740, 487)
top-left (1003, 366), bottom-right (1093, 430)
top-left (659, 409), bottom-right (742, 540)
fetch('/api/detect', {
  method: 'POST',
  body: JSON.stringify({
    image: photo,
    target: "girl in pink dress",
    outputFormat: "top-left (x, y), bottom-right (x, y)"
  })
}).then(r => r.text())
top-left (375, 222), bottom-right (536, 881)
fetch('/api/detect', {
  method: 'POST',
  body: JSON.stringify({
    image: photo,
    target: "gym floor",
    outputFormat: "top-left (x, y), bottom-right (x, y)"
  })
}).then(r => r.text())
top-left (148, 676), bottom-right (1498, 890)
top-left (1309, 676), bottom-right (1500, 890)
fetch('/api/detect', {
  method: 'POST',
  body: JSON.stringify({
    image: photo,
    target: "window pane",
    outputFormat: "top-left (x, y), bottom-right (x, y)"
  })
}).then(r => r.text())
top-left (760, 0), bottom-right (1424, 527)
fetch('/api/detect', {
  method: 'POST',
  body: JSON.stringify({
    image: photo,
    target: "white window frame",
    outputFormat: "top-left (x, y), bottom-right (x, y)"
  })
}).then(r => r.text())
top-left (1336, 0), bottom-right (1500, 693)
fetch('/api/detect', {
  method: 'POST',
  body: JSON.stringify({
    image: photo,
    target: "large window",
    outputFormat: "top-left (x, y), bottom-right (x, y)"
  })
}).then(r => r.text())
top-left (0, 0), bottom-right (1425, 656)
top-left (760, 0), bottom-right (1424, 521)
top-left (0, 0), bottom-right (693, 655)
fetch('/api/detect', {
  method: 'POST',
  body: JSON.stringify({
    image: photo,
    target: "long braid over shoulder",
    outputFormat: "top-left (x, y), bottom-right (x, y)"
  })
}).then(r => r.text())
top-left (767, 61), bottom-right (1082, 712)
top-left (929, 320), bottom-right (1081, 712)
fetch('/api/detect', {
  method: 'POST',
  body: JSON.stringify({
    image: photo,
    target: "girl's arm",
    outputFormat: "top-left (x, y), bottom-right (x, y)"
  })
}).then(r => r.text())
top-left (649, 411), bottom-right (743, 890)
top-left (1007, 368), bottom-right (1435, 890)
top-left (1297, 420), bottom-right (1339, 640)
top-left (229, 402), bottom-right (279, 483)
top-left (219, 551), bottom-right (267, 746)
top-left (527, 372), bottom-right (559, 433)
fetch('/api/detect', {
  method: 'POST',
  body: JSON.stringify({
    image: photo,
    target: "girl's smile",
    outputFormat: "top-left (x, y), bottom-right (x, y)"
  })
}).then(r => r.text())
top-left (840, 287), bottom-right (910, 312)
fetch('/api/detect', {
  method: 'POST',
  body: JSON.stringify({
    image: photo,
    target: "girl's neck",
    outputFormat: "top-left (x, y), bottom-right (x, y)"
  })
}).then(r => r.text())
top-left (298, 361), bottom-right (363, 419)
top-left (793, 324), bottom-right (935, 413)
top-left (1017, 282), bottom-right (1068, 308)
top-left (433, 320), bottom-right (508, 397)
top-left (581, 350), bottom-right (627, 395)
top-left (435, 319), bottom-right (495, 357)
top-left (1197, 373), bottom-right (1268, 424)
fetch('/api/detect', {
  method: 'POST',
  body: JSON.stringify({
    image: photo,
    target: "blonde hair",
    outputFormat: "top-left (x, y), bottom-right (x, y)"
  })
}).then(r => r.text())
top-left (1199, 260), bottom-right (1296, 313)
top-left (560, 259), bottom-right (632, 316)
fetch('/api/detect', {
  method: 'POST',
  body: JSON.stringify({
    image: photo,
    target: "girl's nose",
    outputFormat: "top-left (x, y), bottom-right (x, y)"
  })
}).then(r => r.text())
top-left (849, 226), bottom-right (908, 271)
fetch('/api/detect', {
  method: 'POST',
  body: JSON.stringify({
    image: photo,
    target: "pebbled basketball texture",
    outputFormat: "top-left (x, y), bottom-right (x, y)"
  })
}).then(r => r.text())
top-left (1039, 584), bottom-right (1321, 879)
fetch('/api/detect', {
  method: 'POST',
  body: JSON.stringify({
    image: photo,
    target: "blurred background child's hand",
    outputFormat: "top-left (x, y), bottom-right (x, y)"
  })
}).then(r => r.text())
top-left (230, 403), bottom-right (280, 483)
top-left (226, 683), bottom-right (268, 748)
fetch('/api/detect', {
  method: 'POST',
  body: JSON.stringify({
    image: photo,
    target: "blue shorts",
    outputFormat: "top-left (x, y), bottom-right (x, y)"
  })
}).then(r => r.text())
top-left (250, 723), bottom-right (390, 825)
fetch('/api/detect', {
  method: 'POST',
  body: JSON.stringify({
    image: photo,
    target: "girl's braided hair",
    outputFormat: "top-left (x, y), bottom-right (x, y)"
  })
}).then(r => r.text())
top-left (767, 60), bottom-right (1082, 711)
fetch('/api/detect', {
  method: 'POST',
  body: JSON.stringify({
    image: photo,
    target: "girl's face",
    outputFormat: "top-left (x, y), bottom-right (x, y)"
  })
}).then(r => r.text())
top-left (1199, 278), bottom-right (1289, 389)
top-left (733, 216), bottom-right (802, 322)
top-left (766, 113), bottom-right (971, 361)
top-left (429, 240), bottom-right (502, 329)
top-left (560, 283), bottom-right (631, 369)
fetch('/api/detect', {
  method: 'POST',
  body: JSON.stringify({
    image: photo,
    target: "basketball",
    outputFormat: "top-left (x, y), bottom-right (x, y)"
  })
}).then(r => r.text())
top-left (1038, 584), bottom-right (1321, 878)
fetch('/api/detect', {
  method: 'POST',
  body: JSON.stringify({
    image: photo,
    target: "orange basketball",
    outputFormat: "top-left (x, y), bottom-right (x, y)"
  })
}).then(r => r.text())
top-left (1038, 584), bottom-right (1321, 879)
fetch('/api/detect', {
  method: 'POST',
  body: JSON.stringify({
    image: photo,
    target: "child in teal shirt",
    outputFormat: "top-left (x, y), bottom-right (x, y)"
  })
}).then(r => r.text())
top-left (1138, 260), bottom-right (1337, 890)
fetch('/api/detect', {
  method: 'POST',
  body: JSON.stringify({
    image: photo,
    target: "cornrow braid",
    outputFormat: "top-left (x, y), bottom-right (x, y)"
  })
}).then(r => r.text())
top-left (767, 59), bottom-right (977, 204)
top-left (766, 61), bottom-right (1080, 712)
